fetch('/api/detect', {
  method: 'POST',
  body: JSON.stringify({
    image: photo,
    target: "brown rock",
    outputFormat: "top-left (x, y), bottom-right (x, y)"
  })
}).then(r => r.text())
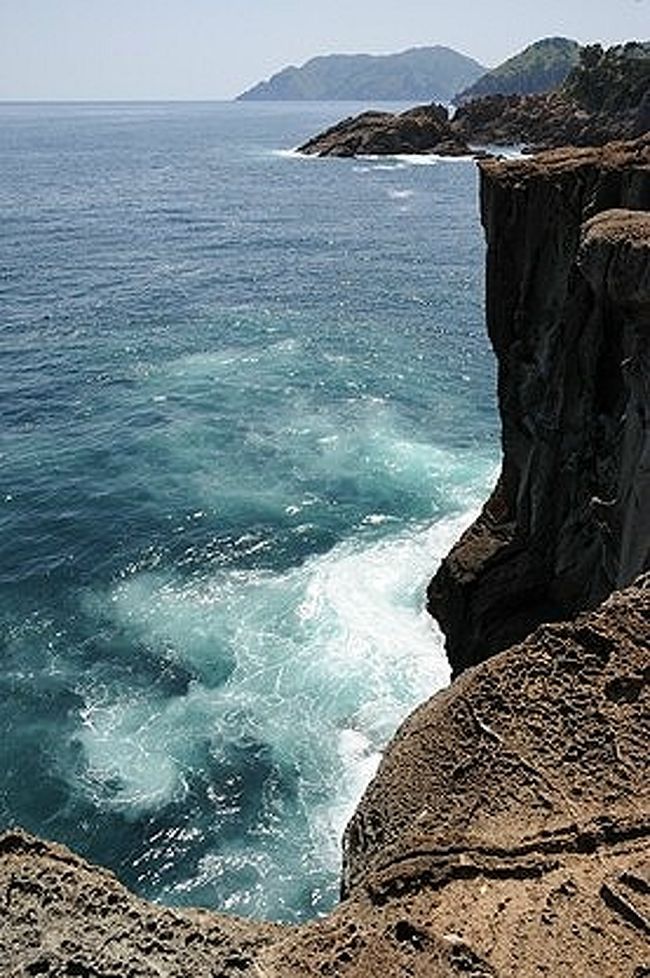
top-left (428, 137), bottom-right (650, 674)
top-left (451, 89), bottom-right (647, 151)
top-left (0, 829), bottom-right (283, 977)
top-left (298, 103), bottom-right (471, 157)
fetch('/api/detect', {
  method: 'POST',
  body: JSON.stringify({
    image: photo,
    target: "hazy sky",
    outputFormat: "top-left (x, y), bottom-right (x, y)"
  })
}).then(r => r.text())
top-left (1, 0), bottom-right (648, 100)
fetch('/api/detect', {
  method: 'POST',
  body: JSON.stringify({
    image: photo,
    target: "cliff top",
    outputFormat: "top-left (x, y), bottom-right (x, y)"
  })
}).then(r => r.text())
top-left (583, 206), bottom-right (650, 243)
top-left (479, 133), bottom-right (650, 180)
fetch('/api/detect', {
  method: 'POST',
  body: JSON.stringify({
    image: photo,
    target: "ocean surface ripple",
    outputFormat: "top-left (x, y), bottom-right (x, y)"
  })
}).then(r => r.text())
top-left (0, 101), bottom-right (498, 921)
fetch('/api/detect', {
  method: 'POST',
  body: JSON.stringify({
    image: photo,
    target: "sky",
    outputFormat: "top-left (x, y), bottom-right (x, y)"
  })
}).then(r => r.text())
top-left (1, 0), bottom-right (648, 101)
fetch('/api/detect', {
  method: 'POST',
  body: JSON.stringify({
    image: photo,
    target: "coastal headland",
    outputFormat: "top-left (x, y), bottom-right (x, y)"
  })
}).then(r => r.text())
top-left (2, 139), bottom-right (649, 976)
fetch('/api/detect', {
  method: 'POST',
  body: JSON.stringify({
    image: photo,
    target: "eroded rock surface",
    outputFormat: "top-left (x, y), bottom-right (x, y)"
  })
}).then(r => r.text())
top-left (2, 578), bottom-right (648, 976)
top-left (0, 830), bottom-right (283, 977)
top-left (429, 137), bottom-right (650, 674)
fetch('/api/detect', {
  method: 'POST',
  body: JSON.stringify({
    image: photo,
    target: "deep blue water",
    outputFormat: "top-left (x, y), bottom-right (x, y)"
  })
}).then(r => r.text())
top-left (0, 101), bottom-right (498, 921)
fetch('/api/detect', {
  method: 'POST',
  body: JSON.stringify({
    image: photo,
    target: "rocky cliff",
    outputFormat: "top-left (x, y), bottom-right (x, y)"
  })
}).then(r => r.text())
top-left (429, 137), bottom-right (650, 674)
top-left (2, 142), bottom-right (649, 977)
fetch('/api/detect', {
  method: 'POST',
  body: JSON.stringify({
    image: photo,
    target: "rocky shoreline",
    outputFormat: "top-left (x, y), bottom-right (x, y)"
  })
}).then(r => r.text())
top-left (296, 103), bottom-right (471, 158)
top-left (297, 44), bottom-right (649, 158)
top-left (297, 92), bottom-right (649, 159)
top-left (2, 139), bottom-right (649, 976)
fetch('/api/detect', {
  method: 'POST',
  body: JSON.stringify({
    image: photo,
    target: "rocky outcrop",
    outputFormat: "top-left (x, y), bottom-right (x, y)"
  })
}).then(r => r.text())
top-left (297, 91), bottom-right (647, 159)
top-left (298, 43), bottom-right (648, 157)
top-left (452, 88), bottom-right (649, 153)
top-left (297, 103), bottom-right (470, 157)
top-left (454, 43), bottom-right (649, 150)
top-left (453, 90), bottom-right (619, 151)
top-left (428, 137), bottom-right (650, 674)
top-left (2, 577), bottom-right (649, 976)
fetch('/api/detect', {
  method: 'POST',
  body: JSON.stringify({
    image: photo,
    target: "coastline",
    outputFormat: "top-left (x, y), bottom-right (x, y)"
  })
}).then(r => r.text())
top-left (2, 137), bottom-right (649, 976)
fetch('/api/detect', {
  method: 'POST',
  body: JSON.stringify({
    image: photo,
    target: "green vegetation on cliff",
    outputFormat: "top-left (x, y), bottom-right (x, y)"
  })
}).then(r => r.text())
top-left (236, 46), bottom-right (485, 102)
top-left (455, 36), bottom-right (580, 103)
top-left (563, 41), bottom-right (650, 113)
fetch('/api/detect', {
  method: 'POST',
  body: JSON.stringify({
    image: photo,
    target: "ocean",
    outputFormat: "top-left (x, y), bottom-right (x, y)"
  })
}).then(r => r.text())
top-left (0, 100), bottom-right (498, 922)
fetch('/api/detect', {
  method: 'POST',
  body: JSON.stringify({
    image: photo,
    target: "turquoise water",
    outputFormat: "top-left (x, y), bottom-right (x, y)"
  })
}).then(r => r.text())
top-left (0, 101), bottom-right (498, 921)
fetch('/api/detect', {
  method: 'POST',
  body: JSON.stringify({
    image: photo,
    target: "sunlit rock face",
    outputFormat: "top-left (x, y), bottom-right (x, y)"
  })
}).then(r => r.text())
top-left (429, 137), bottom-right (650, 674)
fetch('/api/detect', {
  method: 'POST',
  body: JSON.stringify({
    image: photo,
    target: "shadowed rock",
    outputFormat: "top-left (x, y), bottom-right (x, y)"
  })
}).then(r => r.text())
top-left (428, 137), bottom-right (650, 675)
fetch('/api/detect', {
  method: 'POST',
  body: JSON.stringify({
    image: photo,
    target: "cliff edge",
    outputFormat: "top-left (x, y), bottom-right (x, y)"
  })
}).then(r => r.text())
top-left (429, 137), bottom-right (650, 674)
top-left (2, 577), bottom-right (648, 976)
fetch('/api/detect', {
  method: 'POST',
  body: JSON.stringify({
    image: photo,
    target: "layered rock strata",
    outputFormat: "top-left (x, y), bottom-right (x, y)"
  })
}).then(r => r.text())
top-left (428, 137), bottom-right (650, 674)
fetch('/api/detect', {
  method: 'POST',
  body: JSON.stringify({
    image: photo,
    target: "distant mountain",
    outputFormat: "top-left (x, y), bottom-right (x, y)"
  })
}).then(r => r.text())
top-left (236, 47), bottom-right (486, 103)
top-left (452, 40), bottom-right (650, 150)
top-left (454, 37), bottom-right (580, 104)
top-left (297, 40), bottom-right (649, 159)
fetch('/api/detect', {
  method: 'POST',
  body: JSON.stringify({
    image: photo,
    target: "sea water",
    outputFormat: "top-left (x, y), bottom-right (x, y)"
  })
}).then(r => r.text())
top-left (0, 101), bottom-right (498, 921)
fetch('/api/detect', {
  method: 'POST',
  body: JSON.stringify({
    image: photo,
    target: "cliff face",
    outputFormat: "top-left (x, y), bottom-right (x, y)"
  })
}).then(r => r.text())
top-left (428, 137), bottom-right (650, 674)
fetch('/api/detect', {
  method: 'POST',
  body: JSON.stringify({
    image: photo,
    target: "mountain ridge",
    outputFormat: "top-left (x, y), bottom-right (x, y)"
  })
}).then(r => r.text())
top-left (236, 46), bottom-right (486, 102)
top-left (454, 36), bottom-right (580, 103)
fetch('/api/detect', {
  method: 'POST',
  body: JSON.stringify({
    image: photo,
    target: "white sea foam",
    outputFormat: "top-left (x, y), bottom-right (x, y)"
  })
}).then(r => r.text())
top-left (368, 162), bottom-right (407, 171)
top-left (74, 505), bottom-right (481, 914)
top-left (272, 148), bottom-right (310, 160)
top-left (469, 144), bottom-right (526, 160)
top-left (387, 189), bottom-right (415, 200)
